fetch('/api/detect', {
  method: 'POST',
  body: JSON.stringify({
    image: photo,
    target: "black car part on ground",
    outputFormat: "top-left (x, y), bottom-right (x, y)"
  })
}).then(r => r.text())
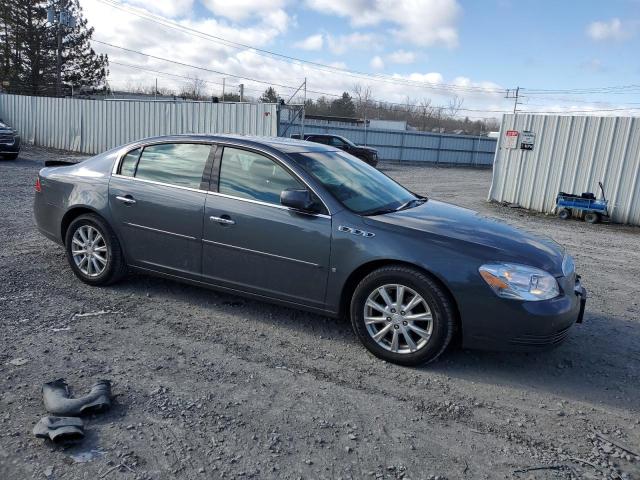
top-left (42, 378), bottom-right (112, 416)
top-left (33, 416), bottom-right (85, 442)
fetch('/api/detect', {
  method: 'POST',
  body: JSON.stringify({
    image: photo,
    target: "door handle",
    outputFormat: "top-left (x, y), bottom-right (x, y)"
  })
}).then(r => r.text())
top-left (116, 195), bottom-right (136, 205)
top-left (209, 215), bottom-right (235, 225)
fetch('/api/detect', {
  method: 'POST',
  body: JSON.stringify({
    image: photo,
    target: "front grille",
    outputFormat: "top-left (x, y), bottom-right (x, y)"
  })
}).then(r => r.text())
top-left (0, 133), bottom-right (14, 144)
top-left (509, 326), bottom-right (572, 347)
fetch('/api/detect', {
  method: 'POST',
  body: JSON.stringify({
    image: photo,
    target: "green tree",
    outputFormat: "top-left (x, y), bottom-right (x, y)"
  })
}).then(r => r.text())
top-left (0, 0), bottom-right (108, 96)
top-left (259, 86), bottom-right (279, 103)
top-left (330, 92), bottom-right (356, 117)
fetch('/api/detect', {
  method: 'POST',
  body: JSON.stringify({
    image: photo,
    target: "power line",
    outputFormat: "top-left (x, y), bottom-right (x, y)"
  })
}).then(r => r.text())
top-left (93, 0), bottom-right (506, 97)
top-left (97, 39), bottom-right (516, 114)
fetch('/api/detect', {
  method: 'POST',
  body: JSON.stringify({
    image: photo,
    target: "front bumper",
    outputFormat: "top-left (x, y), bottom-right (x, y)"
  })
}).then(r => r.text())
top-left (0, 136), bottom-right (21, 153)
top-left (462, 277), bottom-right (586, 352)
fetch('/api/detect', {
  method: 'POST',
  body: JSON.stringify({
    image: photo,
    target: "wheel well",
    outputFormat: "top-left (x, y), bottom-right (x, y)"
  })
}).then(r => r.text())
top-left (60, 207), bottom-right (97, 244)
top-left (339, 260), bottom-right (462, 340)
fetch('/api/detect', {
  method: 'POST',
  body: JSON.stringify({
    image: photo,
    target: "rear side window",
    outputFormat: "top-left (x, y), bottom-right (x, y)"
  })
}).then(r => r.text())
top-left (309, 136), bottom-right (329, 144)
top-left (134, 143), bottom-right (211, 189)
top-left (218, 147), bottom-right (302, 205)
top-left (328, 137), bottom-right (345, 147)
top-left (119, 148), bottom-right (140, 177)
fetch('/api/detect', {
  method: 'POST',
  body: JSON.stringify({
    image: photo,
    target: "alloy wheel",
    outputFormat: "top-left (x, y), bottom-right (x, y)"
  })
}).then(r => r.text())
top-left (71, 225), bottom-right (108, 277)
top-left (363, 284), bottom-right (433, 354)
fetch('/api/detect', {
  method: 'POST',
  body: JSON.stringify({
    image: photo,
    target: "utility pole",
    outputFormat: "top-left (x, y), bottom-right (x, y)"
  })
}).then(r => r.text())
top-left (47, 4), bottom-right (76, 97)
top-left (155, 78), bottom-right (157, 100)
top-left (239, 83), bottom-right (244, 102)
top-left (301, 77), bottom-right (306, 137)
top-left (505, 87), bottom-right (521, 114)
top-left (222, 78), bottom-right (225, 102)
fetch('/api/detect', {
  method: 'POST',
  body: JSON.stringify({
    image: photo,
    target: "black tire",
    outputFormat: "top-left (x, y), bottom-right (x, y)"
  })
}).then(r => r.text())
top-left (557, 208), bottom-right (571, 220)
top-left (350, 266), bottom-right (455, 366)
top-left (584, 212), bottom-right (600, 224)
top-left (64, 214), bottom-right (127, 286)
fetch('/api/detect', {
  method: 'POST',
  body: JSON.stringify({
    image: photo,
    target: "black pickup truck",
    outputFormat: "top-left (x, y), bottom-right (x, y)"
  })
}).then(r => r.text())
top-left (0, 120), bottom-right (21, 160)
top-left (291, 133), bottom-right (378, 167)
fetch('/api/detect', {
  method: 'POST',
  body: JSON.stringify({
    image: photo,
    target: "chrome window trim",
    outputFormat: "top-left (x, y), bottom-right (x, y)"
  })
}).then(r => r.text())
top-left (111, 138), bottom-right (333, 218)
top-left (124, 222), bottom-right (197, 240)
top-left (111, 174), bottom-right (331, 220)
top-left (111, 174), bottom-right (207, 194)
top-left (202, 238), bottom-right (321, 268)
top-left (205, 190), bottom-right (331, 219)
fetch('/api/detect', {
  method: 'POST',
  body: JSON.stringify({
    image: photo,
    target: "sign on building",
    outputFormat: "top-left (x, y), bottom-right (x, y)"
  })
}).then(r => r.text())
top-left (520, 131), bottom-right (535, 150)
top-left (504, 130), bottom-right (519, 149)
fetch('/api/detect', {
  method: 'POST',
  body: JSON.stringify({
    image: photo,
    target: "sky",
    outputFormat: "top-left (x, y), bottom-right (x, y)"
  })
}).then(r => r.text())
top-left (82, 0), bottom-right (640, 119)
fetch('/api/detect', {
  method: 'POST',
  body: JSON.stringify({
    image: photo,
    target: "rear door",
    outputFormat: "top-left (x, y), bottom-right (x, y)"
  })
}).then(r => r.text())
top-left (202, 146), bottom-right (331, 307)
top-left (109, 142), bottom-right (214, 278)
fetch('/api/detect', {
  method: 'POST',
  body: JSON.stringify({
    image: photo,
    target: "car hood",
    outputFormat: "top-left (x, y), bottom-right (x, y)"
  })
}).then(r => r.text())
top-left (364, 199), bottom-right (565, 275)
top-left (355, 145), bottom-right (377, 153)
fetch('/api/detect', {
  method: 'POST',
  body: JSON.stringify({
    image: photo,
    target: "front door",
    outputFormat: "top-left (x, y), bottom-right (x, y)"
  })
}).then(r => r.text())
top-left (202, 146), bottom-right (331, 307)
top-left (109, 142), bottom-right (213, 278)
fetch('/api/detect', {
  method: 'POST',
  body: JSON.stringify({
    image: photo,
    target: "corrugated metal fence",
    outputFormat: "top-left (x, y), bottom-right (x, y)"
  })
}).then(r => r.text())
top-left (0, 94), bottom-right (278, 154)
top-left (282, 121), bottom-right (497, 166)
top-left (489, 114), bottom-right (640, 225)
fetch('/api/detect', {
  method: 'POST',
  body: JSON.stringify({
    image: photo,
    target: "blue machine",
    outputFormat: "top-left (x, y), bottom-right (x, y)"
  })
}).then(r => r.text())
top-left (556, 182), bottom-right (608, 223)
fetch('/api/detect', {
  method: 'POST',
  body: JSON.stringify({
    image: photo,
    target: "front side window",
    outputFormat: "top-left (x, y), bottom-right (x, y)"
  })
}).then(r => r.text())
top-left (219, 147), bottom-right (302, 205)
top-left (289, 150), bottom-right (418, 215)
top-left (134, 143), bottom-right (211, 189)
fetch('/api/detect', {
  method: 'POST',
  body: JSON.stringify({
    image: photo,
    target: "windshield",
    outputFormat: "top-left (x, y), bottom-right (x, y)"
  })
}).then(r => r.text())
top-left (288, 151), bottom-right (420, 215)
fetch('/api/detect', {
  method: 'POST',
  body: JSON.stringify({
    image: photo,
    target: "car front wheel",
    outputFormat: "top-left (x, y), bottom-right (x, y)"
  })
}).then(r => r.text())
top-left (350, 266), bottom-right (455, 366)
top-left (65, 214), bottom-right (127, 286)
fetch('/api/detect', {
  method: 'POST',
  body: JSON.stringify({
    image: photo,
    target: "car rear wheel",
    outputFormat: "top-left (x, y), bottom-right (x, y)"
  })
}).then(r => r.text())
top-left (65, 214), bottom-right (127, 286)
top-left (350, 266), bottom-right (455, 366)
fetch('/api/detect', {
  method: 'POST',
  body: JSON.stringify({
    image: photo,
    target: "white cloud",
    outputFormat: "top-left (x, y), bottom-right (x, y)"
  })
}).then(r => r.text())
top-left (201, 0), bottom-right (288, 22)
top-left (326, 32), bottom-right (377, 54)
top-left (81, 0), bottom-right (513, 119)
top-left (587, 18), bottom-right (632, 41)
top-left (305, 0), bottom-right (460, 47)
top-left (370, 56), bottom-right (385, 70)
top-left (294, 34), bottom-right (324, 50)
top-left (387, 49), bottom-right (416, 64)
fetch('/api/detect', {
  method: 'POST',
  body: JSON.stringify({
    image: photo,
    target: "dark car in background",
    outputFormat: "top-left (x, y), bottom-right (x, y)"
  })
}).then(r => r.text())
top-left (0, 120), bottom-right (21, 160)
top-left (291, 133), bottom-right (378, 167)
top-left (34, 135), bottom-right (585, 366)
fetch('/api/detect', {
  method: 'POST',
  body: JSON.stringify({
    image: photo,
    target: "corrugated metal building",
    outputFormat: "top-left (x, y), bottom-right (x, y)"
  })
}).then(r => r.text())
top-left (284, 121), bottom-right (497, 166)
top-left (489, 114), bottom-right (640, 225)
top-left (0, 94), bottom-right (278, 155)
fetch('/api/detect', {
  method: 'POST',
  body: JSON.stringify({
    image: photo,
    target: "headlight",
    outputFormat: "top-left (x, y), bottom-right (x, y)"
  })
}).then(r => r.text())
top-left (479, 263), bottom-right (559, 301)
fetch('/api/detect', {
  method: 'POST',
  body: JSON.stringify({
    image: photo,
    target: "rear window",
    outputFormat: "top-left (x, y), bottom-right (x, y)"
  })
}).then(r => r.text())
top-left (134, 143), bottom-right (211, 189)
top-left (118, 148), bottom-right (140, 177)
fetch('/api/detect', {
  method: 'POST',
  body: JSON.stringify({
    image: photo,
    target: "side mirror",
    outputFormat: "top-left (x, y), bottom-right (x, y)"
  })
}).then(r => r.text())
top-left (280, 188), bottom-right (320, 213)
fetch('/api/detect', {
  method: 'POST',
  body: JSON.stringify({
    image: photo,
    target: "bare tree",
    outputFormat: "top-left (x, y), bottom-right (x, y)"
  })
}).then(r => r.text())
top-left (179, 76), bottom-right (207, 100)
top-left (352, 83), bottom-right (373, 119)
top-left (447, 95), bottom-right (464, 117)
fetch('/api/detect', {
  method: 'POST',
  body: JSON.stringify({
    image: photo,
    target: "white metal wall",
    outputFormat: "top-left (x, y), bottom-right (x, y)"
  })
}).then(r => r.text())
top-left (489, 114), bottom-right (640, 225)
top-left (0, 94), bottom-right (278, 155)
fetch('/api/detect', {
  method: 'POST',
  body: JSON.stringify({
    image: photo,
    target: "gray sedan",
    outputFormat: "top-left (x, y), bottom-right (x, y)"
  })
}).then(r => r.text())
top-left (34, 135), bottom-right (586, 365)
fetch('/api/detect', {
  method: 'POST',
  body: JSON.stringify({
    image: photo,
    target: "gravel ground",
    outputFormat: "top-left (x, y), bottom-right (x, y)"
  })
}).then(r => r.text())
top-left (1, 145), bottom-right (639, 480)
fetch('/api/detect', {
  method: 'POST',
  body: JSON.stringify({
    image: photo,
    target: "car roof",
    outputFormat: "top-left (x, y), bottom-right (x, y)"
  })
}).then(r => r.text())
top-left (127, 134), bottom-right (340, 154)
